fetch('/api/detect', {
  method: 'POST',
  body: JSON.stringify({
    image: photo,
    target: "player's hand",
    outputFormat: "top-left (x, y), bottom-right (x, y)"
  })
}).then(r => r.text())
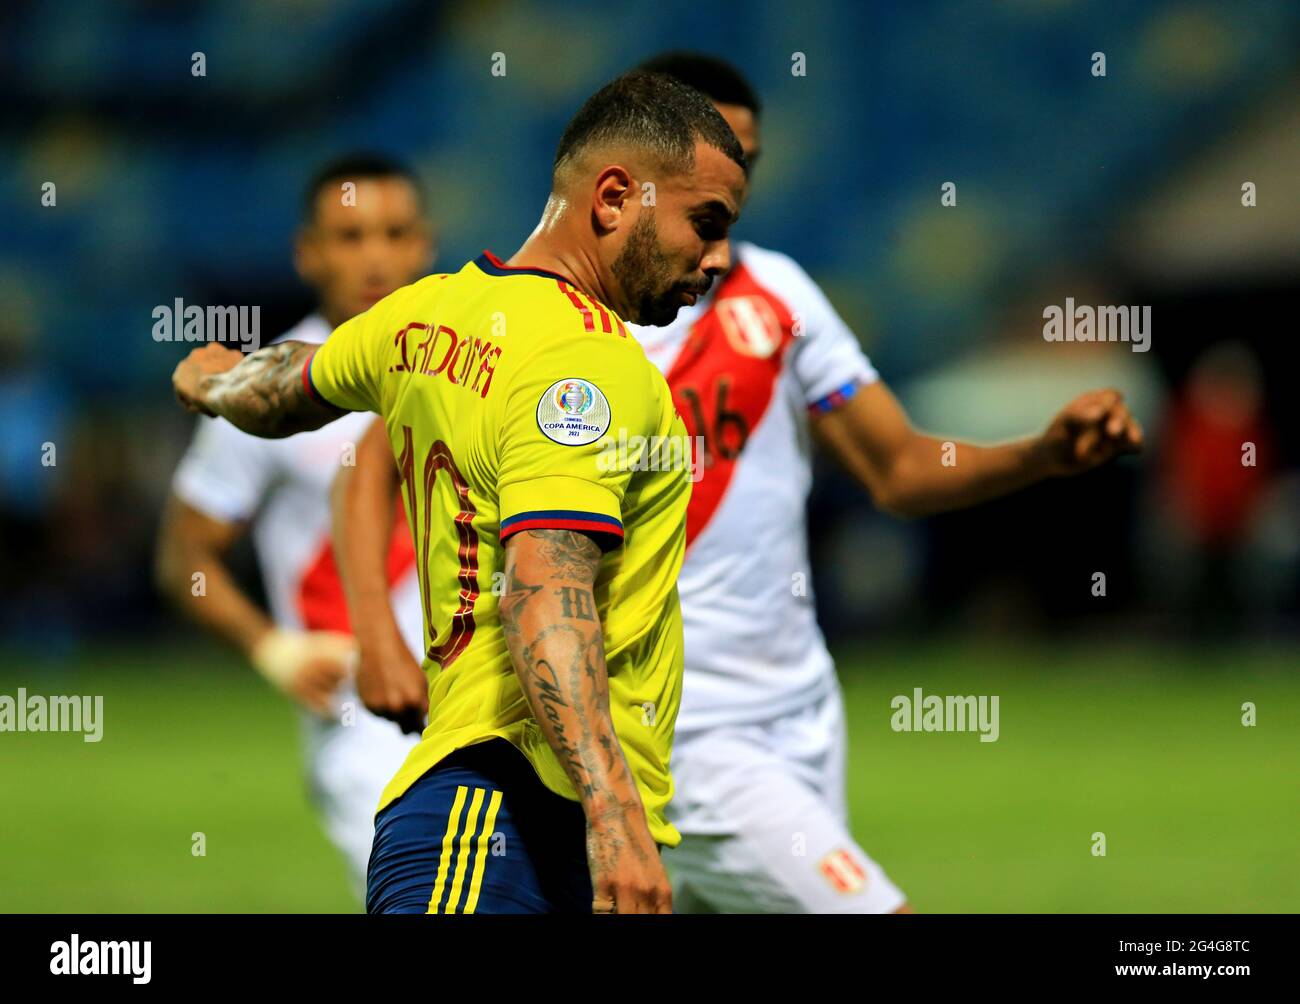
top-left (250, 627), bottom-right (356, 717)
top-left (586, 804), bottom-right (673, 915)
top-left (356, 630), bottom-right (429, 735)
top-left (172, 343), bottom-right (244, 416)
top-left (1038, 388), bottom-right (1143, 477)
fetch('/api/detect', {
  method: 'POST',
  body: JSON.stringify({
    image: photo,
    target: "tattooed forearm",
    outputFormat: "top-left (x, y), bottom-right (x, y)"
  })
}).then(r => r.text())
top-left (529, 657), bottom-right (589, 796)
top-left (556, 585), bottom-right (597, 621)
top-left (498, 560), bottom-right (543, 661)
top-left (500, 529), bottom-right (643, 819)
top-left (520, 529), bottom-right (601, 583)
top-left (203, 341), bottom-right (339, 438)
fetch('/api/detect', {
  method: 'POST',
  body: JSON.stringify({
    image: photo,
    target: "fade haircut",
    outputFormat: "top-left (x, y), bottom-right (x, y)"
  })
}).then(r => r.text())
top-left (551, 70), bottom-right (746, 186)
top-left (636, 51), bottom-right (762, 121)
top-left (302, 153), bottom-right (423, 222)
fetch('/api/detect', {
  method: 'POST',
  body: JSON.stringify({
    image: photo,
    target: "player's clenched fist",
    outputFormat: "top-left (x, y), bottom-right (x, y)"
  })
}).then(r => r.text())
top-left (1038, 388), bottom-right (1143, 477)
top-left (587, 806), bottom-right (674, 914)
top-left (355, 632), bottom-right (429, 735)
top-left (250, 627), bottom-right (357, 717)
top-left (172, 343), bottom-right (244, 415)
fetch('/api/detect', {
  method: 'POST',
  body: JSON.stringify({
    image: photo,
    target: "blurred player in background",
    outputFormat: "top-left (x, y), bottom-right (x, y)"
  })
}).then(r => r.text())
top-left (334, 53), bottom-right (1142, 914)
top-left (169, 71), bottom-right (748, 914)
top-left (155, 154), bottom-right (434, 894)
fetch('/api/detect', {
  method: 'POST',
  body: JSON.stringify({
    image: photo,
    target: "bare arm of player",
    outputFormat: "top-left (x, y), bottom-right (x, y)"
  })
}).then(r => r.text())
top-left (172, 342), bottom-right (342, 438)
top-left (330, 418), bottom-right (428, 734)
top-left (155, 495), bottom-right (274, 653)
top-left (154, 495), bottom-right (352, 715)
top-left (813, 381), bottom-right (1143, 518)
top-left (498, 529), bottom-right (672, 915)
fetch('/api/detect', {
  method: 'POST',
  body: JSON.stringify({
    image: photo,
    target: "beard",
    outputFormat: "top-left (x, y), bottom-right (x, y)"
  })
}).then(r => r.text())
top-left (611, 212), bottom-right (700, 327)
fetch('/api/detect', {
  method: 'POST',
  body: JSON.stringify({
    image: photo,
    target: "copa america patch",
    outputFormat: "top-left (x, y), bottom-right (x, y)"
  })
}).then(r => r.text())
top-left (536, 378), bottom-right (612, 446)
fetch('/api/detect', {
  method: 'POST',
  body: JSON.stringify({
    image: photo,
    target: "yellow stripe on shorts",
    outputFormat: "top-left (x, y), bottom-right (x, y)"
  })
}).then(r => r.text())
top-left (426, 785), bottom-right (469, 914)
top-left (443, 787), bottom-right (486, 913)
top-left (463, 789), bottom-right (504, 915)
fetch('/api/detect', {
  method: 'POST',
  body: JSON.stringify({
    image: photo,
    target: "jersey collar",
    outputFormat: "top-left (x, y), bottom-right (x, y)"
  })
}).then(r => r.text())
top-left (474, 249), bottom-right (572, 283)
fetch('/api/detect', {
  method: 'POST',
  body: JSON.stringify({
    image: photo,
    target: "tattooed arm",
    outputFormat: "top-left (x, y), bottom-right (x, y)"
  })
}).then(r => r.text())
top-left (499, 529), bottom-right (671, 915)
top-left (172, 342), bottom-right (344, 438)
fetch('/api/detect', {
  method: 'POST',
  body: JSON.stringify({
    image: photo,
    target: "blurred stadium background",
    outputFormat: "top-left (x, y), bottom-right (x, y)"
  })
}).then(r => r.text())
top-left (1, 0), bottom-right (1296, 912)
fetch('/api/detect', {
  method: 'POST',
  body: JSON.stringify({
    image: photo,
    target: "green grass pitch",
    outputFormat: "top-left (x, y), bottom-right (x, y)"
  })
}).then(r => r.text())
top-left (1, 641), bottom-right (1295, 912)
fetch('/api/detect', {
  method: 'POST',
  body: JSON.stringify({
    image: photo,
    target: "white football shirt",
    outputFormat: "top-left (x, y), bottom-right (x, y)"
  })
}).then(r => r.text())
top-left (632, 242), bottom-right (878, 737)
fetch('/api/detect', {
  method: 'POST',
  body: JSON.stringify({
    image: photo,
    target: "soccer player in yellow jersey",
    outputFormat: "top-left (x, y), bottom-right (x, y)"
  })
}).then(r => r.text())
top-left (171, 71), bottom-right (748, 914)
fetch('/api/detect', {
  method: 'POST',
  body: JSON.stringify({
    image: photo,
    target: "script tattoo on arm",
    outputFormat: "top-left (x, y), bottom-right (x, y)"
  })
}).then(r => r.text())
top-left (498, 530), bottom-right (636, 815)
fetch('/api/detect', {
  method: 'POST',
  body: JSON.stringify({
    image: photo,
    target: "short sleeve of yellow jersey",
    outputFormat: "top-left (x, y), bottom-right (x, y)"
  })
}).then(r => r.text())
top-left (303, 308), bottom-right (385, 414)
top-left (498, 337), bottom-right (658, 553)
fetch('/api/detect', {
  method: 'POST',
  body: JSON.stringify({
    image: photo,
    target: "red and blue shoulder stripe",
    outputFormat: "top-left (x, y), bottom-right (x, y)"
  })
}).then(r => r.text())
top-left (499, 510), bottom-right (624, 552)
top-left (300, 348), bottom-right (348, 412)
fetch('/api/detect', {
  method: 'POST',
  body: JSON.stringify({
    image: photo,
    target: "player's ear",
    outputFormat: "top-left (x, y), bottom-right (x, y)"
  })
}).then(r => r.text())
top-left (591, 165), bottom-right (634, 235)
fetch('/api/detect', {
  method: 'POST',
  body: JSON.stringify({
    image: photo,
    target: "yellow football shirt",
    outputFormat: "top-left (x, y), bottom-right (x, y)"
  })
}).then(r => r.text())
top-left (305, 251), bottom-right (690, 846)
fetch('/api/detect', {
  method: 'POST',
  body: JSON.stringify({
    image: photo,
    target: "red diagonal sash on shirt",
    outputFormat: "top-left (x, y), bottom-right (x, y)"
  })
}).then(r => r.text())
top-left (664, 263), bottom-right (798, 548)
top-left (297, 497), bottom-right (417, 633)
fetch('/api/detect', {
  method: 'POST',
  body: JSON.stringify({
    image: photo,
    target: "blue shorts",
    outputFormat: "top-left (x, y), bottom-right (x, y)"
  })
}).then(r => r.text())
top-left (366, 739), bottom-right (593, 914)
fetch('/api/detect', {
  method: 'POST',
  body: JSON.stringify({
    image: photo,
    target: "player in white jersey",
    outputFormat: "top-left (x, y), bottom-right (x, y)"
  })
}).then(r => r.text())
top-left (631, 53), bottom-right (1138, 913)
top-left (155, 155), bottom-right (434, 895)
top-left (631, 232), bottom-right (897, 911)
top-left (329, 57), bottom-right (1142, 912)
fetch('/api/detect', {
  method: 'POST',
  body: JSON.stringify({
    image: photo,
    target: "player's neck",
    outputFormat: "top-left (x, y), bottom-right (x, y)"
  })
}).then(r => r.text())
top-left (508, 201), bottom-right (620, 314)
